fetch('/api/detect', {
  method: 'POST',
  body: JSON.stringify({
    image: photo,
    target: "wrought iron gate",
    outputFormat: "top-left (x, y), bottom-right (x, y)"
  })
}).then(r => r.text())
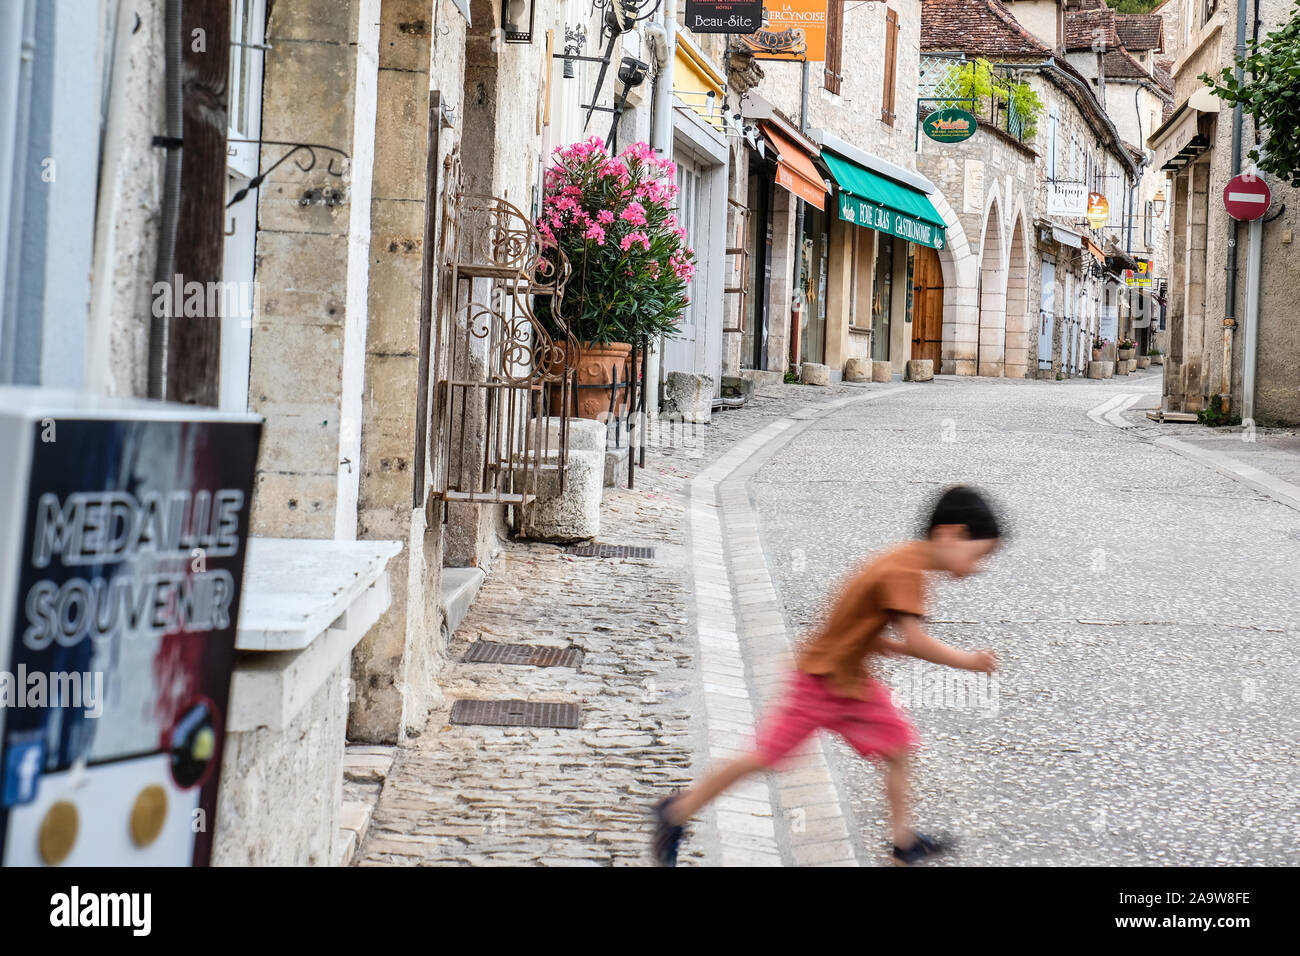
top-left (427, 154), bottom-right (576, 519)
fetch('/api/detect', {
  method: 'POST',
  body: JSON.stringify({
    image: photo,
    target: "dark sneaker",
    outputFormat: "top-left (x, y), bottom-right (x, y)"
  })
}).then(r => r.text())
top-left (891, 831), bottom-right (954, 866)
top-left (651, 795), bottom-right (685, 867)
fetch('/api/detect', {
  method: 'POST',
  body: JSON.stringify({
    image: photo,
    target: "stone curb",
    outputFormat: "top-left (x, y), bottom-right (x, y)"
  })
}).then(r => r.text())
top-left (686, 385), bottom-right (911, 866)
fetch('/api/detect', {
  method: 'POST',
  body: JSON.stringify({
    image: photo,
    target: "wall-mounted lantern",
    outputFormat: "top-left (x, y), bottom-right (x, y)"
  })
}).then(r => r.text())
top-left (502, 0), bottom-right (535, 43)
top-left (1151, 189), bottom-right (1167, 218)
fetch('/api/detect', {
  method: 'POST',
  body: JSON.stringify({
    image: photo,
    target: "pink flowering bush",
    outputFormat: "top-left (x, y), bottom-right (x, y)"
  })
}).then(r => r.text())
top-left (535, 138), bottom-right (696, 345)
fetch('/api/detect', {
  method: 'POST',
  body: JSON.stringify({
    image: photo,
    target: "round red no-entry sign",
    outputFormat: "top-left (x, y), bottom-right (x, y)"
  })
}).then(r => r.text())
top-left (1223, 173), bottom-right (1271, 221)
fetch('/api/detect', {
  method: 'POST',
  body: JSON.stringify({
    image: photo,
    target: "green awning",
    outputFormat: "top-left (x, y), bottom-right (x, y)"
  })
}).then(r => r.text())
top-left (821, 151), bottom-right (947, 250)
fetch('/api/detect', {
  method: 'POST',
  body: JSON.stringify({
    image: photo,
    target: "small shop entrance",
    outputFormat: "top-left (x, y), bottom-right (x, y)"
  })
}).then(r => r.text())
top-left (911, 245), bottom-right (943, 367)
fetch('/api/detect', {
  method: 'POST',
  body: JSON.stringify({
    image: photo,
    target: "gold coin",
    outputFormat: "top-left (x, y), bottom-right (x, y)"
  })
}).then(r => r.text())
top-left (130, 785), bottom-right (168, 847)
top-left (38, 801), bottom-right (79, 865)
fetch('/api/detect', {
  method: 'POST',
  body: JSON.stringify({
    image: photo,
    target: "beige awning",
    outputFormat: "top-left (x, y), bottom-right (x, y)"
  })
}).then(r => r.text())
top-left (1149, 104), bottom-right (1214, 172)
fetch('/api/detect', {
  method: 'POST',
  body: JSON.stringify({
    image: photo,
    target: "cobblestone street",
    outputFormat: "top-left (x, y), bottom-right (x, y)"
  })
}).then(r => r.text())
top-left (356, 373), bottom-right (1300, 867)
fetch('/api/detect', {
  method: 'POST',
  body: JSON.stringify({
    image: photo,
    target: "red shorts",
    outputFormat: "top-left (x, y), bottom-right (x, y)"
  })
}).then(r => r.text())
top-left (753, 669), bottom-right (918, 767)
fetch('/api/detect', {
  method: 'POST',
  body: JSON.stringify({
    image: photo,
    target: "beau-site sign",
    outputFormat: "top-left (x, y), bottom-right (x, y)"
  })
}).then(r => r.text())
top-left (685, 0), bottom-right (763, 33)
top-left (923, 108), bottom-right (977, 144)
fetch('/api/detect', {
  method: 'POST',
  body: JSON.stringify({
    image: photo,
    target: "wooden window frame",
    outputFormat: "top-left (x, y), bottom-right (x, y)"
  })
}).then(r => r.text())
top-left (881, 8), bottom-right (899, 126)
top-left (824, 0), bottom-right (844, 94)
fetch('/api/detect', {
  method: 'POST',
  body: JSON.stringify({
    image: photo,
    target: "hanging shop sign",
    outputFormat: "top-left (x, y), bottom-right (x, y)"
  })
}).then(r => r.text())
top-left (1124, 258), bottom-right (1152, 287)
top-left (737, 0), bottom-right (827, 61)
top-left (1046, 181), bottom-right (1088, 218)
top-left (1086, 191), bottom-right (1109, 229)
top-left (0, 391), bottom-right (261, 866)
top-left (685, 0), bottom-right (763, 33)
top-left (837, 191), bottom-right (946, 251)
top-left (922, 108), bottom-right (977, 144)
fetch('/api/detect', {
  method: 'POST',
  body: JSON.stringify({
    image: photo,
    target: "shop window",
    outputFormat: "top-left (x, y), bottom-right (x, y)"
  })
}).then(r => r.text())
top-left (824, 0), bottom-right (843, 94)
top-left (881, 9), bottom-right (899, 126)
top-left (871, 237), bottom-right (893, 361)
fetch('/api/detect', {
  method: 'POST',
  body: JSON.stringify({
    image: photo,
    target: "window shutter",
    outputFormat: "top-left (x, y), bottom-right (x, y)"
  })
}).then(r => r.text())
top-left (881, 8), bottom-right (899, 126)
top-left (824, 0), bottom-right (844, 94)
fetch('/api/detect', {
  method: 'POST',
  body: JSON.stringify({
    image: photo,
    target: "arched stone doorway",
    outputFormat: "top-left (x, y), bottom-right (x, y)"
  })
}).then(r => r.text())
top-left (977, 200), bottom-right (1005, 376)
top-left (924, 189), bottom-right (977, 375)
top-left (1004, 212), bottom-right (1030, 377)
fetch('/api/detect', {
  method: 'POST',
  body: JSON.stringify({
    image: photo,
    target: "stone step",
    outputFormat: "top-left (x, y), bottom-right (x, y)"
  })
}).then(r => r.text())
top-left (440, 566), bottom-right (486, 641)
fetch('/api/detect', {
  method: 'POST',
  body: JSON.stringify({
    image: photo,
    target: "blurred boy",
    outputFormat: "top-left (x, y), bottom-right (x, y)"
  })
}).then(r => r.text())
top-left (653, 485), bottom-right (1002, 866)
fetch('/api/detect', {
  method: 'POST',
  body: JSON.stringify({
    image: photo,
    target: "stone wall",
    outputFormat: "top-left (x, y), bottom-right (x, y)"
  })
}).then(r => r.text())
top-left (248, 0), bottom-right (379, 540)
top-left (214, 661), bottom-right (348, 866)
top-left (753, 0), bottom-right (923, 174)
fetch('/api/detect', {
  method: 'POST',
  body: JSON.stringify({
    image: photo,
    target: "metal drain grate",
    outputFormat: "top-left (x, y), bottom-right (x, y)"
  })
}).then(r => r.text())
top-left (462, 642), bottom-right (584, 668)
top-left (449, 699), bottom-right (581, 729)
top-left (567, 542), bottom-right (655, 559)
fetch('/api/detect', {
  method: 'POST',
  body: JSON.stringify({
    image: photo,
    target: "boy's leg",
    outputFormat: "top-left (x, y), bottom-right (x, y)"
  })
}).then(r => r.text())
top-left (663, 752), bottom-right (767, 825)
top-left (882, 748), bottom-right (913, 847)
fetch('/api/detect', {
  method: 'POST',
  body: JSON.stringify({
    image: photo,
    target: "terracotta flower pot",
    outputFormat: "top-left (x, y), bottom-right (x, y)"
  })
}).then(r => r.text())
top-left (561, 341), bottom-right (633, 421)
top-left (1092, 348), bottom-right (1103, 362)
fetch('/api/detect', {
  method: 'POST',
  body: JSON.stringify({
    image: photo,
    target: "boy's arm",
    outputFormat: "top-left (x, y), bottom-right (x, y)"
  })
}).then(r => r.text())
top-left (891, 614), bottom-right (997, 673)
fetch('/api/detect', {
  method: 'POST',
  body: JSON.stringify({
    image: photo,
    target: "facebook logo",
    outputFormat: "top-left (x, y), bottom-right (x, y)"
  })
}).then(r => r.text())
top-left (2, 736), bottom-right (45, 806)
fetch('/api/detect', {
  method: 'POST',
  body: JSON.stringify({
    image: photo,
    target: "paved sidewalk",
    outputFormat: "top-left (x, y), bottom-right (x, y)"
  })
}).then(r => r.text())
top-left (1116, 389), bottom-right (1300, 512)
top-left (354, 380), bottom-right (882, 866)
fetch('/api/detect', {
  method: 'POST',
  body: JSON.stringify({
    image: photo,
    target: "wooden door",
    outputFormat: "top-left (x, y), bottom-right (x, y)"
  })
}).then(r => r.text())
top-left (911, 245), bottom-right (944, 367)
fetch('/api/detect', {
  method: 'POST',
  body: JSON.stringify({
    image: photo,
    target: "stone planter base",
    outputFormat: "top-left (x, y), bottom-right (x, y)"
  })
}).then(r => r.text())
top-left (514, 418), bottom-right (605, 542)
top-left (800, 362), bottom-right (830, 386)
top-left (662, 371), bottom-right (713, 424)
top-left (843, 357), bottom-right (870, 383)
top-left (1137, 356), bottom-right (1151, 369)
top-left (905, 359), bottom-right (934, 382)
top-left (1087, 360), bottom-right (1113, 380)
top-left (871, 360), bottom-right (892, 383)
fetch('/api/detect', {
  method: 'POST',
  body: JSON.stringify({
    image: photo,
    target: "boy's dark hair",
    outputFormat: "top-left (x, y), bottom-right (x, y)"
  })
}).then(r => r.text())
top-left (925, 485), bottom-right (1001, 540)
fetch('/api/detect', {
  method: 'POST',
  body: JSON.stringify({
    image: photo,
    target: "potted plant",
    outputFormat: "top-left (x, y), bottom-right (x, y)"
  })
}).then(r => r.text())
top-left (1147, 346), bottom-right (1163, 366)
top-left (1117, 337), bottom-right (1136, 360)
top-left (535, 138), bottom-right (695, 419)
top-left (1091, 336), bottom-right (1105, 362)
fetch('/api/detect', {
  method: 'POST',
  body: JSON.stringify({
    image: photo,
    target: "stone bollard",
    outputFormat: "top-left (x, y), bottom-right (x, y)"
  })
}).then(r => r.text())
top-left (512, 448), bottom-right (602, 542)
top-left (662, 371), bottom-right (713, 424)
top-left (800, 362), bottom-right (830, 386)
top-left (514, 418), bottom-right (605, 541)
top-left (843, 358), bottom-right (870, 383)
top-left (1087, 360), bottom-right (1110, 380)
top-left (871, 360), bottom-right (892, 383)
top-left (904, 359), bottom-right (934, 382)
top-left (1115, 358), bottom-right (1129, 376)
top-left (1102, 360), bottom-right (1115, 379)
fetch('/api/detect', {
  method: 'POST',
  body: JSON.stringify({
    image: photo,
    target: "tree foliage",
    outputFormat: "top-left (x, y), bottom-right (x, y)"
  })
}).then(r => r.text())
top-left (1202, 0), bottom-right (1300, 186)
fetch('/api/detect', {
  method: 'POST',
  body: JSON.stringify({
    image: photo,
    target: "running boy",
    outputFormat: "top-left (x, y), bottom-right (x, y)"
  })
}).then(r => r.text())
top-left (652, 484), bottom-right (1002, 866)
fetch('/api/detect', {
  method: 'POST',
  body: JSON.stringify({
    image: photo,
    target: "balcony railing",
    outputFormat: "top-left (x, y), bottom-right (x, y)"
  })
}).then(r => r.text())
top-left (917, 54), bottom-right (1034, 144)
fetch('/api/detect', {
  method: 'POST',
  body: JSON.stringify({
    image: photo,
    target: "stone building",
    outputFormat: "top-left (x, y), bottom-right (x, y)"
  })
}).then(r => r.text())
top-left (1149, 0), bottom-right (1300, 424)
top-left (0, 0), bottom-right (744, 865)
top-left (920, 0), bottom-right (1139, 379)
top-left (730, 0), bottom-right (956, 382)
top-left (1063, 0), bottom-right (1175, 355)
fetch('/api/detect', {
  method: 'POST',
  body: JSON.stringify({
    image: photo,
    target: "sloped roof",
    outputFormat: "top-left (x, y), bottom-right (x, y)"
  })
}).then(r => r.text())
top-left (1066, 9), bottom-right (1120, 51)
top-left (1104, 47), bottom-right (1152, 80)
top-left (1153, 58), bottom-right (1174, 92)
top-left (1115, 14), bottom-right (1164, 51)
top-left (922, 0), bottom-right (1052, 57)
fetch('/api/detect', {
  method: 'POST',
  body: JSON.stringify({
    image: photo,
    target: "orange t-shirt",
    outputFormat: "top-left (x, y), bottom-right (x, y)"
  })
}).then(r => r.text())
top-left (795, 540), bottom-right (930, 699)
